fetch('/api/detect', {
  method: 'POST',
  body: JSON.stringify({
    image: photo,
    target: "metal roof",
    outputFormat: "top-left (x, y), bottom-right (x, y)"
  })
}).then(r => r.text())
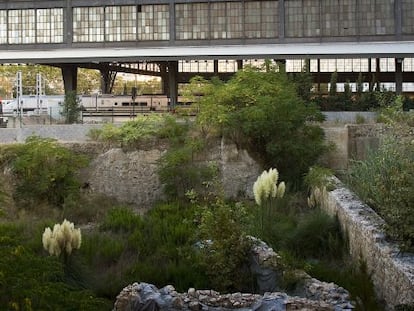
top-left (0, 41), bottom-right (413, 63)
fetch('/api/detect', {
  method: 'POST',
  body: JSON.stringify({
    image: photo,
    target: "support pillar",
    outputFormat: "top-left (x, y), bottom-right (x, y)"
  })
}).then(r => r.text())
top-left (374, 58), bottom-right (380, 91)
top-left (213, 60), bottom-right (219, 74)
top-left (237, 60), bottom-right (243, 71)
top-left (395, 58), bottom-right (403, 95)
top-left (159, 62), bottom-right (169, 95)
top-left (61, 64), bottom-right (78, 94)
top-left (167, 61), bottom-right (178, 109)
top-left (99, 63), bottom-right (117, 94)
top-left (316, 59), bottom-right (321, 93)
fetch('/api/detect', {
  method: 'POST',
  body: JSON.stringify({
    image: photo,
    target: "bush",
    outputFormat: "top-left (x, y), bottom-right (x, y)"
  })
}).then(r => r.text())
top-left (284, 210), bottom-right (344, 260)
top-left (348, 98), bottom-right (414, 250)
top-left (192, 65), bottom-right (327, 187)
top-left (198, 199), bottom-right (252, 292)
top-left (158, 137), bottom-right (218, 199)
top-left (82, 203), bottom-right (208, 296)
top-left (88, 114), bottom-right (189, 148)
top-left (0, 136), bottom-right (88, 207)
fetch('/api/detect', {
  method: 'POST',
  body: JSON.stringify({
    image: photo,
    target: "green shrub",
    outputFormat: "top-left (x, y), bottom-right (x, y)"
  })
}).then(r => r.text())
top-left (62, 90), bottom-right (82, 124)
top-left (348, 140), bottom-right (414, 250)
top-left (284, 210), bottom-right (344, 260)
top-left (198, 200), bottom-right (252, 292)
top-left (81, 202), bottom-right (208, 296)
top-left (100, 206), bottom-right (143, 233)
top-left (348, 98), bottom-right (414, 250)
top-left (0, 136), bottom-right (88, 207)
top-left (88, 114), bottom-right (188, 148)
top-left (303, 166), bottom-right (334, 192)
top-left (191, 65), bottom-right (327, 187)
top-left (158, 137), bottom-right (218, 199)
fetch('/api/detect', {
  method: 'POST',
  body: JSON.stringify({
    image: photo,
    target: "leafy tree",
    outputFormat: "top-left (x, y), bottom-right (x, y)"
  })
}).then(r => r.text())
top-left (77, 69), bottom-right (101, 94)
top-left (291, 61), bottom-right (313, 101)
top-left (356, 72), bottom-right (364, 96)
top-left (193, 65), bottom-right (327, 186)
top-left (62, 91), bottom-right (82, 124)
top-left (329, 71), bottom-right (338, 96)
top-left (0, 64), bottom-right (64, 98)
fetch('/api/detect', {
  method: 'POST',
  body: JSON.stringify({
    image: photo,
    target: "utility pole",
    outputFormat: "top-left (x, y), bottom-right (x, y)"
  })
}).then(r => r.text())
top-left (36, 73), bottom-right (44, 114)
top-left (15, 71), bottom-right (23, 127)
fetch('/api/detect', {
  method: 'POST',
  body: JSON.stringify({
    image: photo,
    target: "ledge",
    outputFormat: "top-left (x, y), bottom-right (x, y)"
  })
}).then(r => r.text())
top-left (320, 178), bottom-right (414, 309)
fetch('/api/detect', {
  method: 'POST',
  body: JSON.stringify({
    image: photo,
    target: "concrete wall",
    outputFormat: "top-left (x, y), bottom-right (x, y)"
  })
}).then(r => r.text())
top-left (0, 124), bottom-right (103, 144)
top-left (320, 178), bottom-right (414, 310)
top-left (322, 111), bottom-right (378, 124)
top-left (321, 123), bottom-right (383, 171)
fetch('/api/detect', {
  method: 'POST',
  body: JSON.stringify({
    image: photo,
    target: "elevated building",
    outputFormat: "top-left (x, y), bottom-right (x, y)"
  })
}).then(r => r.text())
top-left (0, 0), bottom-right (413, 102)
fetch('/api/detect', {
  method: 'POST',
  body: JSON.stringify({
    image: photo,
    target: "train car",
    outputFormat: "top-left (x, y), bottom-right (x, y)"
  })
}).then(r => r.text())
top-left (0, 94), bottom-right (172, 119)
top-left (80, 94), bottom-right (170, 111)
top-left (1, 95), bottom-right (64, 119)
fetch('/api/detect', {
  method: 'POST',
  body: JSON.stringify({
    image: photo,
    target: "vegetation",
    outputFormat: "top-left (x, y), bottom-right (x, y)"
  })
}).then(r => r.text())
top-left (198, 199), bottom-right (251, 292)
top-left (0, 66), bottom-right (384, 310)
top-left (348, 96), bottom-right (414, 251)
top-left (188, 65), bottom-right (327, 187)
top-left (0, 222), bottom-right (112, 310)
top-left (315, 71), bottom-right (414, 112)
top-left (0, 136), bottom-right (88, 207)
top-left (88, 114), bottom-right (187, 148)
top-left (62, 90), bottom-right (82, 123)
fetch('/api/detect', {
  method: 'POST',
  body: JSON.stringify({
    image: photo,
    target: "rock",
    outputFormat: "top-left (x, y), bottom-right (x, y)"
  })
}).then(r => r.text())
top-left (113, 282), bottom-right (354, 311)
top-left (248, 236), bottom-right (283, 293)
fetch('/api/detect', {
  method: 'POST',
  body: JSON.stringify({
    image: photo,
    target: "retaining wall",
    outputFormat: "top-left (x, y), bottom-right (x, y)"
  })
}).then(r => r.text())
top-left (0, 124), bottom-right (103, 143)
top-left (320, 178), bottom-right (414, 310)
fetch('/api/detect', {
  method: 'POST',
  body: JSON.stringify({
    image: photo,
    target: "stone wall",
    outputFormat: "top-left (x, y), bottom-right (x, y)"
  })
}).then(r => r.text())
top-left (81, 139), bottom-right (261, 207)
top-left (0, 123), bottom-right (383, 174)
top-left (320, 178), bottom-right (414, 310)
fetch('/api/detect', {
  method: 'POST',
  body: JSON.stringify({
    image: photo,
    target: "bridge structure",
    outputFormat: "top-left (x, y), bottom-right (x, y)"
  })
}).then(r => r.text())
top-left (0, 0), bottom-right (414, 105)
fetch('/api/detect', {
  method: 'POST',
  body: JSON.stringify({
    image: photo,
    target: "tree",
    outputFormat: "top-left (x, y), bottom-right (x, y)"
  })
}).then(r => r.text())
top-left (194, 64), bottom-right (327, 187)
top-left (0, 64), bottom-right (64, 98)
top-left (291, 61), bottom-right (313, 102)
top-left (329, 71), bottom-right (338, 96)
top-left (77, 69), bottom-right (101, 94)
top-left (62, 91), bottom-right (82, 124)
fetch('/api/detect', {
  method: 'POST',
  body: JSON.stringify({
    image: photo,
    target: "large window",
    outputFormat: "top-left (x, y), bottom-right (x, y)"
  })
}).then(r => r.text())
top-left (261, 1), bottom-right (279, 38)
top-left (358, 0), bottom-right (394, 35)
top-left (286, 0), bottom-right (319, 37)
top-left (138, 4), bottom-right (169, 41)
top-left (8, 9), bottom-right (36, 44)
top-left (211, 2), bottom-right (226, 39)
top-left (37, 8), bottom-right (64, 43)
top-left (209, 2), bottom-right (243, 39)
top-left (322, 0), bottom-right (339, 36)
top-left (106, 6), bottom-right (136, 41)
top-left (321, 0), bottom-right (357, 36)
top-left (176, 3), bottom-right (209, 40)
top-left (285, 0), bottom-right (303, 37)
top-left (338, 0), bottom-right (357, 36)
top-left (0, 11), bottom-right (7, 44)
top-left (402, 0), bottom-right (414, 34)
top-left (73, 7), bottom-right (104, 42)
